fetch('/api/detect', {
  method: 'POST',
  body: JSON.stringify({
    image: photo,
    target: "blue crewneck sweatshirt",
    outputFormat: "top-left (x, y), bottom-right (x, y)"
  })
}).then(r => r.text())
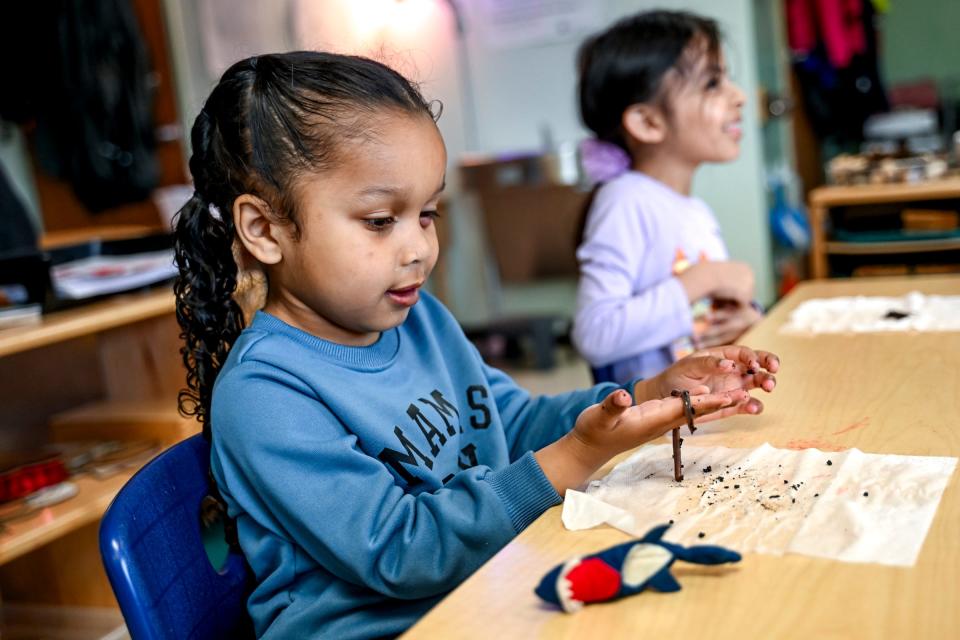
top-left (210, 293), bottom-right (624, 639)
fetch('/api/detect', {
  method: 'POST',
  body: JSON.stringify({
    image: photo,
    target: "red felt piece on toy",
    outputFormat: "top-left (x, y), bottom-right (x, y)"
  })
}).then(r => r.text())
top-left (565, 558), bottom-right (621, 603)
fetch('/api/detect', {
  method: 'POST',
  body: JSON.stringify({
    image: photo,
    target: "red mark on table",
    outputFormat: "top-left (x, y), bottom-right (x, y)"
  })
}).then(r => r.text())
top-left (783, 439), bottom-right (848, 452)
top-left (832, 417), bottom-right (870, 436)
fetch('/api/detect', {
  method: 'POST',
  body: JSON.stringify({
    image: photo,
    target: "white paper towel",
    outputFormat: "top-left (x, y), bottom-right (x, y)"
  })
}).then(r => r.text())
top-left (563, 443), bottom-right (957, 566)
top-left (780, 292), bottom-right (960, 334)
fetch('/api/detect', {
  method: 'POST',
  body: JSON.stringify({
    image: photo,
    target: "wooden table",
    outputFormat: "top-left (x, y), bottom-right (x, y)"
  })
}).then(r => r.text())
top-left (403, 275), bottom-right (960, 640)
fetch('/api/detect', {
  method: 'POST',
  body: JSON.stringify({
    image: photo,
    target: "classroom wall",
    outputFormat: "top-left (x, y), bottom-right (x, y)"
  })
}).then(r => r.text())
top-left (164, 0), bottom-right (774, 321)
top-left (460, 0), bottom-right (775, 313)
top-left (879, 0), bottom-right (960, 91)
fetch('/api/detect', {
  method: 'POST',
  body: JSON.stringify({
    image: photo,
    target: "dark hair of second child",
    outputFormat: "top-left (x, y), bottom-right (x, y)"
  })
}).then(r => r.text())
top-left (573, 11), bottom-right (723, 246)
top-left (577, 10), bottom-right (721, 152)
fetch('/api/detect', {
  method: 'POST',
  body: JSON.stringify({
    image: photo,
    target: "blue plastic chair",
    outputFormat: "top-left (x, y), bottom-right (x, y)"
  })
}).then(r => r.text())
top-left (100, 434), bottom-right (254, 639)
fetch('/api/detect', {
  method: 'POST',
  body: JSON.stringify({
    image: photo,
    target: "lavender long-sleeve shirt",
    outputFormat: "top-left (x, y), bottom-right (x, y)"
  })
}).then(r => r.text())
top-left (572, 171), bottom-right (729, 381)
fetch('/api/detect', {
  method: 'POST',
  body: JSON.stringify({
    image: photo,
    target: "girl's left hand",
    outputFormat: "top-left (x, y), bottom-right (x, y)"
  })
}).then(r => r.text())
top-left (639, 345), bottom-right (780, 419)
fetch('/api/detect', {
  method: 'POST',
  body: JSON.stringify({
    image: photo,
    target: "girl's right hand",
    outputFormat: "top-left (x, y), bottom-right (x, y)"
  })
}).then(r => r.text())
top-left (569, 387), bottom-right (746, 464)
top-left (535, 387), bottom-right (748, 494)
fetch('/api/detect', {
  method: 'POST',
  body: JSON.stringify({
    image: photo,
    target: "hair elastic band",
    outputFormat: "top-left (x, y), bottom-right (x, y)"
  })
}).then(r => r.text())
top-left (579, 138), bottom-right (631, 183)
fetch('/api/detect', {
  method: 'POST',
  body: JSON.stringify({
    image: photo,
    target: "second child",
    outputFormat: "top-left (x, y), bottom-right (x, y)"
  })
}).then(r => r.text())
top-left (573, 10), bottom-right (763, 383)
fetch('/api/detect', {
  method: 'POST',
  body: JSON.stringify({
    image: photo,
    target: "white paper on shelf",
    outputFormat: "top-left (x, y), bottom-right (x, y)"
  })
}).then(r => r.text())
top-left (51, 250), bottom-right (176, 300)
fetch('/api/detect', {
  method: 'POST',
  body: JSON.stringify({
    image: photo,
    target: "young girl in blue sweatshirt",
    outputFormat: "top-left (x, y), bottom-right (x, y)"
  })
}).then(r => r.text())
top-left (174, 51), bottom-right (779, 639)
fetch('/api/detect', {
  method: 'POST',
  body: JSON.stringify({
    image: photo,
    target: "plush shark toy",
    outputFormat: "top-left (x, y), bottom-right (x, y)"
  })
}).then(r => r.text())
top-left (534, 524), bottom-right (742, 612)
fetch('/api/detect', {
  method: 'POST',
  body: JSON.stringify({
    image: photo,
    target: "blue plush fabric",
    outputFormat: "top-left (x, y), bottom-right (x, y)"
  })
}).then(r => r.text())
top-left (535, 524), bottom-right (741, 611)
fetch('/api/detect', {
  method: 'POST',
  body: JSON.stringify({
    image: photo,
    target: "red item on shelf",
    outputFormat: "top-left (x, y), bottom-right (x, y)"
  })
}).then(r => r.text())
top-left (0, 457), bottom-right (70, 503)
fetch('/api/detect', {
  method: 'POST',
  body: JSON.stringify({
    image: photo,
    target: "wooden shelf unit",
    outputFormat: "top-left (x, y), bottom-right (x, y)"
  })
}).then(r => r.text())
top-left (0, 287), bottom-right (194, 607)
top-left (0, 0), bottom-right (192, 614)
top-left (0, 290), bottom-right (174, 358)
top-left (808, 178), bottom-right (960, 278)
top-left (824, 236), bottom-right (960, 255)
top-left (0, 471), bottom-right (137, 566)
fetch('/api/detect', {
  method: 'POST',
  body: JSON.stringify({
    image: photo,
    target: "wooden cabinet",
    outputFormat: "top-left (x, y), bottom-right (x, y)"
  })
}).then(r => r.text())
top-left (808, 178), bottom-right (960, 279)
top-left (0, 289), bottom-right (195, 608)
top-left (0, 0), bottom-right (195, 615)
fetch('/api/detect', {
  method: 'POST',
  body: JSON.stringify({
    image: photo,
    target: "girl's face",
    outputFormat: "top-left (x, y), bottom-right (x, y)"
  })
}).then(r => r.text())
top-left (662, 51), bottom-right (745, 165)
top-left (266, 113), bottom-right (446, 346)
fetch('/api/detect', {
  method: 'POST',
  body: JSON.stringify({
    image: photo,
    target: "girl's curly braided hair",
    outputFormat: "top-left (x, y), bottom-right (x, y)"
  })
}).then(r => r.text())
top-left (174, 52), bottom-right (433, 438)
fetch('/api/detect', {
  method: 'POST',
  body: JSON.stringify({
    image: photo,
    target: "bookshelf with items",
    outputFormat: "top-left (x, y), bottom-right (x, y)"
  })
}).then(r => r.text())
top-left (0, 0), bottom-right (196, 632)
top-left (808, 178), bottom-right (960, 279)
top-left (0, 288), bottom-right (194, 623)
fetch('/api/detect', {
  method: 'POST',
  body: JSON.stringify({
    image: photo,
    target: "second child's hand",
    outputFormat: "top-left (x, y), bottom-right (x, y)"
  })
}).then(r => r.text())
top-left (698, 302), bottom-right (762, 348)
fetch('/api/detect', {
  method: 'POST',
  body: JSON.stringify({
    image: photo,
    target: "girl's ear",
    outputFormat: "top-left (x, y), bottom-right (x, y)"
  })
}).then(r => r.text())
top-left (622, 104), bottom-right (667, 145)
top-left (233, 194), bottom-right (284, 265)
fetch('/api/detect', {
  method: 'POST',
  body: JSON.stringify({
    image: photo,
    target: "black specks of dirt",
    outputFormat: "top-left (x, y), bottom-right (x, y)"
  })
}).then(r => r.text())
top-left (863, 491), bottom-right (869, 497)
top-left (669, 519), bottom-right (675, 524)
top-left (783, 479), bottom-right (788, 484)
top-left (698, 532), bottom-right (706, 539)
top-left (826, 460), bottom-right (833, 466)
top-left (884, 310), bottom-right (910, 320)
top-left (814, 493), bottom-right (820, 497)
top-left (734, 484), bottom-right (740, 489)
top-left (769, 495), bottom-right (780, 499)
top-left (702, 466), bottom-right (712, 473)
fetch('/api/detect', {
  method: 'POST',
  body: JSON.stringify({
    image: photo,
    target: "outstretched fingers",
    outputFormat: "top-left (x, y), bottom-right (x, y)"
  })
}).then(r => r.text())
top-left (703, 345), bottom-right (780, 376)
top-left (689, 388), bottom-right (751, 420)
top-left (755, 350), bottom-right (780, 374)
top-left (745, 370), bottom-right (777, 393)
top-left (628, 389), bottom-right (747, 438)
top-left (575, 389), bottom-right (633, 434)
top-left (697, 395), bottom-right (765, 423)
top-left (600, 388), bottom-right (633, 415)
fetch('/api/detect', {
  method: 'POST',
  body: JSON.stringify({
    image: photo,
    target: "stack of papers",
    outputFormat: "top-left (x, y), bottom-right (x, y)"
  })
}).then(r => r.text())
top-left (51, 250), bottom-right (176, 300)
top-left (781, 291), bottom-right (960, 334)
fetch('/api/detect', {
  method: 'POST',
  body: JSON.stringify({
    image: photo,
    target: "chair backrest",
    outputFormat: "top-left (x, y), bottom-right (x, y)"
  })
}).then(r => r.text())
top-left (100, 434), bottom-right (254, 639)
